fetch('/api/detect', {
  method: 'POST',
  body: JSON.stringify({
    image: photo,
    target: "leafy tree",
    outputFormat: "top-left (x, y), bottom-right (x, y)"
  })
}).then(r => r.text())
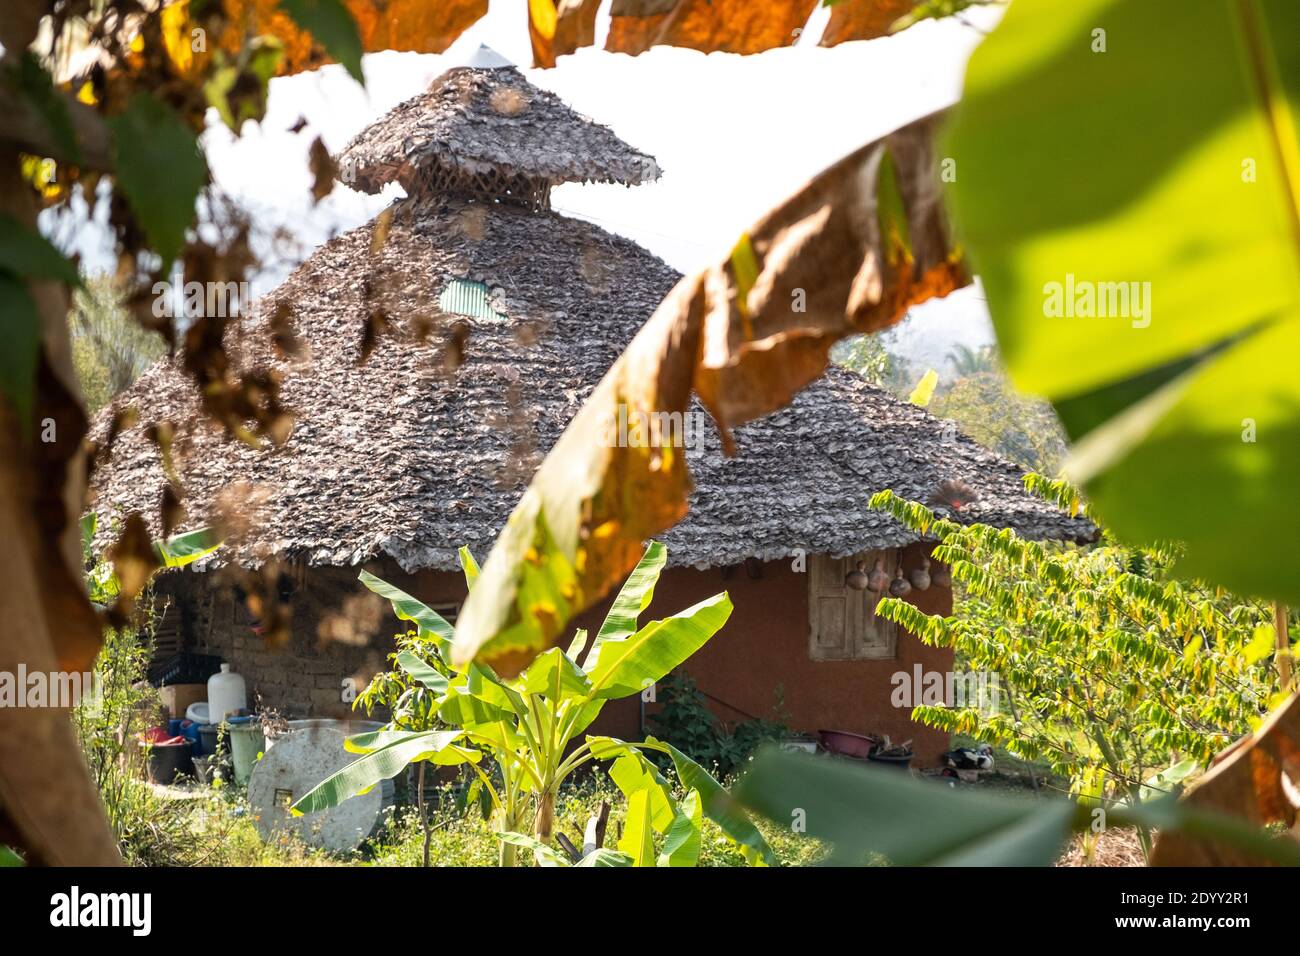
top-left (731, 1), bottom-right (1300, 868)
top-left (832, 333), bottom-right (908, 393)
top-left (931, 370), bottom-right (1068, 474)
top-left (69, 277), bottom-right (165, 412)
top-left (351, 628), bottom-right (446, 867)
top-left (869, 482), bottom-right (1285, 859)
top-left (944, 342), bottom-right (997, 376)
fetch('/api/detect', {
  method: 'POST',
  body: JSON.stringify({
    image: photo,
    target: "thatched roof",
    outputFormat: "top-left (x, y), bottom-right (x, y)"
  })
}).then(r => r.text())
top-left (662, 372), bottom-right (1096, 567)
top-left (336, 64), bottom-right (662, 196)
top-left (89, 193), bottom-right (1093, 569)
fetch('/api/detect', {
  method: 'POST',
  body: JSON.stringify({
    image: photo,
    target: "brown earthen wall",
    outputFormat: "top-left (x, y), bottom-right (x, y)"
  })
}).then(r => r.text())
top-left (162, 543), bottom-right (954, 764)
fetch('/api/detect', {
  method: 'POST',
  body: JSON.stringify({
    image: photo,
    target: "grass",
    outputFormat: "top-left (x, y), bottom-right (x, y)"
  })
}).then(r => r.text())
top-left (128, 771), bottom-right (826, 867)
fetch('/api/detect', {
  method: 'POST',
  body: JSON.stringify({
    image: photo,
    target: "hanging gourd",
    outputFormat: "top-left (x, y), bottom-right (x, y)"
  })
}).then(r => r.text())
top-left (867, 557), bottom-right (890, 593)
top-left (889, 565), bottom-right (912, 598)
top-left (909, 556), bottom-right (932, 591)
top-left (845, 560), bottom-right (870, 591)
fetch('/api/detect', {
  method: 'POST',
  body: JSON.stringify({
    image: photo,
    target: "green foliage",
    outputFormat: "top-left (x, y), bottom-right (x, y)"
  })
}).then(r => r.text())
top-left (831, 333), bottom-right (907, 392)
top-left (107, 93), bottom-right (209, 267)
top-left (7, 51), bottom-right (79, 162)
top-left (648, 672), bottom-right (790, 779)
top-left (281, 0), bottom-right (366, 83)
top-left (931, 370), bottom-right (1068, 475)
top-left (0, 213), bottom-right (80, 284)
top-left (72, 592), bottom-right (235, 866)
top-left (868, 485), bottom-right (1285, 858)
top-left (738, 746), bottom-right (1300, 867)
top-left (155, 525), bottom-right (222, 567)
top-left (944, 0), bottom-right (1300, 605)
top-left (74, 520), bottom-right (224, 863)
top-left (70, 278), bottom-right (166, 413)
top-left (740, 746), bottom-right (1073, 865)
top-left (0, 275), bottom-right (42, 426)
top-left (0, 207), bottom-right (80, 423)
top-left (888, 0), bottom-right (1001, 33)
top-left (294, 541), bottom-right (774, 866)
top-left (204, 38), bottom-right (285, 132)
top-left (73, 617), bottom-right (158, 862)
top-left (945, 343), bottom-right (998, 376)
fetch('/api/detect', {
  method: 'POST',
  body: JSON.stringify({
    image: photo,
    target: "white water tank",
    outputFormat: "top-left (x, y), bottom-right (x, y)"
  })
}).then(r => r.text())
top-left (207, 663), bottom-right (247, 722)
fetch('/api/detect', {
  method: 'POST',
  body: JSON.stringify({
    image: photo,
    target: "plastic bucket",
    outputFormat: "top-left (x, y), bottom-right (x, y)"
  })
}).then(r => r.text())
top-left (143, 741), bottom-right (193, 785)
top-left (227, 723), bottom-right (266, 786)
top-left (195, 723), bottom-right (220, 756)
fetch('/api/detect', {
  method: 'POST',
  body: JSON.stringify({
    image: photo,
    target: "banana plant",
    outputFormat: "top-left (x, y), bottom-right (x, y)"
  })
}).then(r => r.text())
top-left (81, 513), bottom-right (222, 607)
top-left (291, 541), bottom-right (776, 867)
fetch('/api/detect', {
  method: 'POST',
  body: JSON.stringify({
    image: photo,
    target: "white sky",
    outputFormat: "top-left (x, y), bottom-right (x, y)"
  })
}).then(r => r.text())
top-left (63, 0), bottom-right (1005, 368)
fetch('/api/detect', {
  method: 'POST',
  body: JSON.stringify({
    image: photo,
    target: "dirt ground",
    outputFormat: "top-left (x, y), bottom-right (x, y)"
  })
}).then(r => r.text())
top-left (1056, 828), bottom-right (1146, 867)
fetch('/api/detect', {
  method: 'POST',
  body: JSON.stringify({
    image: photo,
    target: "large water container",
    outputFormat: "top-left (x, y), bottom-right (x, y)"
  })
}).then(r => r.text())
top-left (207, 663), bottom-right (247, 722)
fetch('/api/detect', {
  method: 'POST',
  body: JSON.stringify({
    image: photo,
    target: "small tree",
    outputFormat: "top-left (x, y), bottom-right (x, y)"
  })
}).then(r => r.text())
top-left (351, 630), bottom-right (444, 867)
top-left (870, 480), bottom-right (1284, 860)
top-left (293, 542), bottom-right (776, 867)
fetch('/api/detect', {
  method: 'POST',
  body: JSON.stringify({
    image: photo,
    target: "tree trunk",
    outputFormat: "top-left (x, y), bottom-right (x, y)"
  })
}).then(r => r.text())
top-left (0, 65), bottom-right (121, 863)
top-left (534, 789), bottom-right (555, 844)
top-left (1275, 602), bottom-right (1293, 693)
top-left (417, 763), bottom-right (430, 867)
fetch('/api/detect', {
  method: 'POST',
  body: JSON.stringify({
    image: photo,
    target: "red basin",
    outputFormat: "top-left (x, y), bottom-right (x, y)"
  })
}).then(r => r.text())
top-left (818, 729), bottom-right (876, 759)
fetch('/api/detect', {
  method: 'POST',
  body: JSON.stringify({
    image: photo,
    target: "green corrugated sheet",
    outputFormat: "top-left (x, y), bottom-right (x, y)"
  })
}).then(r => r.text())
top-left (439, 278), bottom-right (506, 321)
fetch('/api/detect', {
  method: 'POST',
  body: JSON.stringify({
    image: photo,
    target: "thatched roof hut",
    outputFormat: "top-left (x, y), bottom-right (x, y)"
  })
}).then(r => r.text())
top-left (89, 57), bottom-right (1089, 565)
top-left (87, 55), bottom-right (1091, 758)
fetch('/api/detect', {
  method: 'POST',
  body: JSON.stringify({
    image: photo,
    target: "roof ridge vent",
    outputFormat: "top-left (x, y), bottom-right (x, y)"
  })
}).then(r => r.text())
top-left (460, 44), bottom-right (513, 70)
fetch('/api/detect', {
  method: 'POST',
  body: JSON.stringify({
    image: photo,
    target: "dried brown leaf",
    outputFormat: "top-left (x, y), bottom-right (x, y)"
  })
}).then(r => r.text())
top-left (359, 306), bottom-right (390, 365)
top-left (308, 135), bottom-right (336, 203)
top-left (820, 0), bottom-right (918, 46)
top-left (105, 512), bottom-right (161, 627)
top-left (489, 86), bottom-right (530, 116)
top-left (371, 207), bottom-right (394, 253)
top-left (268, 300), bottom-right (303, 359)
top-left (160, 482), bottom-right (186, 537)
top-left (607, 0), bottom-right (816, 56)
top-left (217, 0), bottom-right (488, 76)
top-left (530, 0), bottom-right (602, 68)
top-left (444, 319), bottom-right (471, 372)
top-left (1151, 694), bottom-right (1300, 866)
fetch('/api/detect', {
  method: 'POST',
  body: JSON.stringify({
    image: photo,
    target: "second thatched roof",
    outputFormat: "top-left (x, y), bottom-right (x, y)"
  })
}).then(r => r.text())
top-left (336, 64), bottom-right (663, 196)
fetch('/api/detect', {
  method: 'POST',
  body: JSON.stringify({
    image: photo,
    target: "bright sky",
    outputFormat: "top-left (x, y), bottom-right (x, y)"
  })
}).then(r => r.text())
top-left (65, 0), bottom-right (1006, 368)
